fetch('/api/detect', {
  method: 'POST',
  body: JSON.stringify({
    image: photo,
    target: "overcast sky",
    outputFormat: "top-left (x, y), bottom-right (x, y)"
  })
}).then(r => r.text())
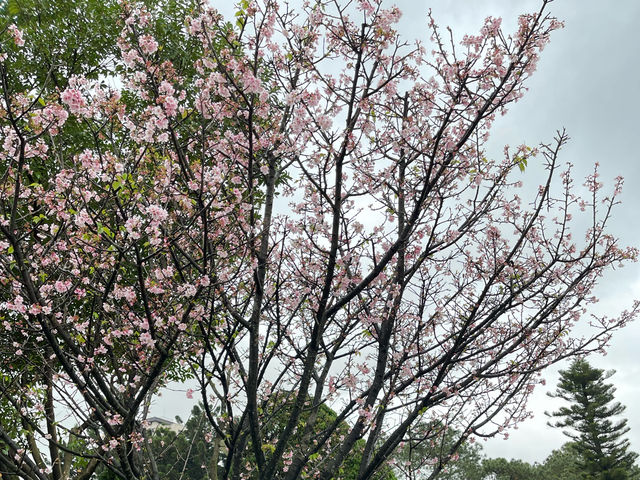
top-left (155, 0), bottom-right (640, 466)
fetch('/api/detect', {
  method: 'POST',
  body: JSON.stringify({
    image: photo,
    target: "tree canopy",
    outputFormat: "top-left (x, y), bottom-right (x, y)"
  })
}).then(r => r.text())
top-left (1, 0), bottom-right (638, 479)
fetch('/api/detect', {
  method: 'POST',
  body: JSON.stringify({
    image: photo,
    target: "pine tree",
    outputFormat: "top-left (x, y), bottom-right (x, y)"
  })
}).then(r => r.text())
top-left (547, 359), bottom-right (639, 480)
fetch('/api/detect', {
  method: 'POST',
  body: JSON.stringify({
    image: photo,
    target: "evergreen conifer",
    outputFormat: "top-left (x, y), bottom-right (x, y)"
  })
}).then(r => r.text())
top-left (547, 359), bottom-right (638, 480)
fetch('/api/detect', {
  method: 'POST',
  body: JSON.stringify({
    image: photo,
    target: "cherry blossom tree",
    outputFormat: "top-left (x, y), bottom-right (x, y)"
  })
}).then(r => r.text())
top-left (0, 0), bottom-right (638, 479)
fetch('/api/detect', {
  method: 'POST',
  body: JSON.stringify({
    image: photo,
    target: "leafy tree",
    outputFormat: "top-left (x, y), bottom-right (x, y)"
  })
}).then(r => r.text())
top-left (547, 359), bottom-right (639, 480)
top-left (0, 0), bottom-right (120, 90)
top-left (538, 443), bottom-right (583, 480)
top-left (1, 0), bottom-right (638, 479)
top-left (481, 457), bottom-right (543, 480)
top-left (391, 422), bottom-right (485, 480)
top-left (146, 398), bottom-right (395, 480)
top-left (146, 405), bottom-right (217, 480)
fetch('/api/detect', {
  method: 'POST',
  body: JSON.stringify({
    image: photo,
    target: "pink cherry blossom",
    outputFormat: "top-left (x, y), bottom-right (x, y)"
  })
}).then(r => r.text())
top-left (139, 34), bottom-right (158, 55)
top-left (60, 88), bottom-right (87, 115)
top-left (7, 24), bottom-right (24, 46)
top-left (139, 332), bottom-right (155, 348)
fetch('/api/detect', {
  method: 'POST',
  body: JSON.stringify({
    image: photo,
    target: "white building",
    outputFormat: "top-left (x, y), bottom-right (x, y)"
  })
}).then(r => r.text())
top-left (145, 416), bottom-right (183, 434)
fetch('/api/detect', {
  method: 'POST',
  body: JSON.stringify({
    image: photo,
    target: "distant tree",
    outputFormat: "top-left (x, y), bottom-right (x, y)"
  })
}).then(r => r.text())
top-left (538, 443), bottom-right (582, 480)
top-left (232, 391), bottom-right (396, 480)
top-left (481, 457), bottom-right (543, 480)
top-left (390, 422), bottom-right (484, 480)
top-left (431, 439), bottom-right (484, 480)
top-left (538, 442), bottom-right (640, 480)
top-left (547, 359), bottom-right (639, 480)
top-left (143, 398), bottom-right (396, 480)
top-left (146, 404), bottom-right (218, 480)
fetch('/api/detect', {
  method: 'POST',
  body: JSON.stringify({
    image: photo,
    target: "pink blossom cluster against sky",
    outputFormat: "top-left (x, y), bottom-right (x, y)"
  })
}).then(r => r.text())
top-left (152, 0), bottom-right (640, 464)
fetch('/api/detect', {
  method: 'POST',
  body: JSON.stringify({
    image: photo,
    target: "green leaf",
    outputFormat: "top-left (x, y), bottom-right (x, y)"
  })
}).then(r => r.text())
top-left (7, 0), bottom-right (20, 15)
top-left (98, 224), bottom-right (113, 238)
top-left (514, 155), bottom-right (528, 172)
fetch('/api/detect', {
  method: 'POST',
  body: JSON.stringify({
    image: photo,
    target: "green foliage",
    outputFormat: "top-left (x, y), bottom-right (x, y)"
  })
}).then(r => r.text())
top-left (0, 0), bottom-right (120, 91)
top-left (146, 397), bottom-right (396, 480)
top-left (547, 359), bottom-right (639, 480)
top-left (482, 457), bottom-right (544, 480)
top-left (538, 443), bottom-right (584, 480)
top-left (391, 422), bottom-right (485, 480)
top-left (147, 404), bottom-right (218, 480)
top-left (337, 437), bottom-right (396, 480)
top-left (250, 391), bottom-right (396, 480)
